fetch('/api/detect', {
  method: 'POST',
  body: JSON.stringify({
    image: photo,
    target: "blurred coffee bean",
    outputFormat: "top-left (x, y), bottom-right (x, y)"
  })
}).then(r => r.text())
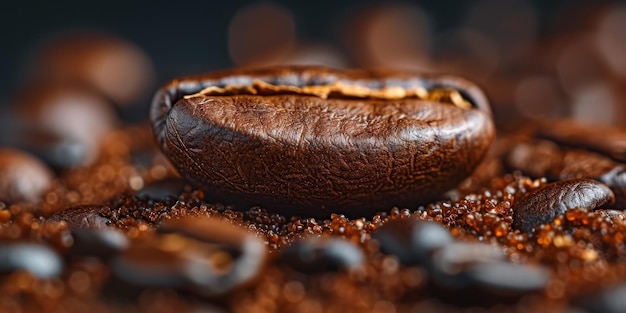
top-left (506, 140), bottom-right (563, 179)
top-left (578, 282), bottom-right (626, 313)
top-left (537, 119), bottom-right (626, 163)
top-left (28, 31), bottom-right (154, 107)
top-left (506, 139), bottom-right (626, 206)
top-left (464, 0), bottom-right (538, 66)
top-left (429, 242), bottom-right (505, 288)
top-left (159, 217), bottom-right (267, 295)
top-left (341, 3), bottom-right (432, 71)
top-left (0, 148), bottom-right (53, 204)
top-left (597, 5), bottom-right (626, 78)
top-left (279, 237), bottom-right (364, 273)
top-left (110, 240), bottom-right (188, 289)
top-left (70, 228), bottom-right (129, 259)
top-left (12, 83), bottom-right (119, 168)
top-left (464, 262), bottom-right (549, 295)
top-left (48, 205), bottom-right (112, 229)
top-left (512, 178), bottom-right (615, 232)
top-left (597, 209), bottom-right (626, 220)
top-left (135, 178), bottom-right (188, 201)
top-left (371, 217), bottom-right (453, 265)
top-left (0, 243), bottom-right (63, 278)
top-left (130, 217), bottom-right (267, 296)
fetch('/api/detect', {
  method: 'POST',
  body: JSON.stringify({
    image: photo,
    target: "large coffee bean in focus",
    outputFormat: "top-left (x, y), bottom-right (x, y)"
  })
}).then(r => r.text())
top-left (150, 66), bottom-right (494, 216)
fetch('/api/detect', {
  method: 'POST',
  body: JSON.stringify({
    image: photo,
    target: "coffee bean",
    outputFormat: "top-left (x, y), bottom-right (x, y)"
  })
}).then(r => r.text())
top-left (135, 178), bottom-right (188, 201)
top-left (48, 205), bottom-right (112, 229)
top-left (150, 66), bottom-right (495, 216)
top-left (371, 217), bottom-right (453, 265)
top-left (506, 140), bottom-right (563, 178)
top-left (70, 228), bottom-right (129, 259)
top-left (0, 148), bottom-right (53, 204)
top-left (507, 139), bottom-right (626, 207)
top-left (578, 282), bottom-right (626, 313)
top-left (536, 119), bottom-right (626, 163)
top-left (464, 262), bottom-right (549, 295)
top-left (512, 178), bottom-right (615, 232)
top-left (0, 243), bottom-right (63, 278)
top-left (111, 217), bottom-right (268, 296)
top-left (11, 83), bottom-right (119, 167)
top-left (110, 240), bottom-right (188, 289)
top-left (160, 217), bottom-right (267, 295)
top-left (429, 242), bottom-right (505, 288)
top-left (28, 31), bottom-right (154, 107)
top-left (278, 237), bottom-right (365, 273)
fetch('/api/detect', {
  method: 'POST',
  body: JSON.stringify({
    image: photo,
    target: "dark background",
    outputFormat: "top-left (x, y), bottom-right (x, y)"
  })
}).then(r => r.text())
top-left (0, 0), bottom-right (617, 121)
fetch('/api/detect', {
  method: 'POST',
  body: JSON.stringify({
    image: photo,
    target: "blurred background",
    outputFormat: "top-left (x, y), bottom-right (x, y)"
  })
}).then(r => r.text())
top-left (1, 0), bottom-right (625, 128)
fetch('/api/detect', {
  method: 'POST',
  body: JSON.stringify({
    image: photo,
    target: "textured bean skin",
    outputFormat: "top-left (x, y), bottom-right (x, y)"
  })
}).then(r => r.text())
top-left (151, 66), bottom-right (494, 216)
top-left (512, 178), bottom-right (615, 232)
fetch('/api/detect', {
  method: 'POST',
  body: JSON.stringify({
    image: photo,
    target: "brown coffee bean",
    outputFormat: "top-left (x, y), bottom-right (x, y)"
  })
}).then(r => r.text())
top-left (157, 216), bottom-right (266, 296)
top-left (150, 66), bottom-right (494, 216)
top-left (69, 228), bottom-right (129, 259)
top-left (28, 31), bottom-right (154, 106)
top-left (506, 139), bottom-right (626, 206)
top-left (512, 178), bottom-right (615, 232)
top-left (536, 119), bottom-right (626, 163)
top-left (505, 140), bottom-right (563, 178)
top-left (0, 243), bottom-right (63, 278)
top-left (579, 282), bottom-right (626, 313)
top-left (278, 237), bottom-right (365, 273)
top-left (464, 262), bottom-right (549, 295)
top-left (48, 205), bottom-right (112, 229)
top-left (372, 216), bottom-right (453, 265)
top-left (11, 83), bottom-right (119, 167)
top-left (0, 148), bottom-right (53, 204)
top-left (429, 241), bottom-right (505, 289)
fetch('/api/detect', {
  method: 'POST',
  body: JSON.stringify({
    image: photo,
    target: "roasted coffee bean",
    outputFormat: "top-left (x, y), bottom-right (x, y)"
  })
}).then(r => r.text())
top-left (150, 66), bottom-right (494, 216)
top-left (158, 217), bottom-right (267, 295)
top-left (536, 119), bottom-right (626, 163)
top-left (0, 243), bottom-right (63, 278)
top-left (429, 242), bottom-right (505, 288)
top-left (69, 228), bottom-right (129, 259)
top-left (0, 148), bottom-right (53, 204)
top-left (506, 140), bottom-right (564, 178)
top-left (371, 217), bottom-right (453, 265)
top-left (578, 282), bottom-right (626, 313)
top-left (278, 237), bottom-right (365, 273)
top-left (512, 178), bottom-right (615, 232)
top-left (507, 139), bottom-right (626, 206)
top-left (11, 83), bottom-right (119, 167)
top-left (464, 262), bottom-right (549, 295)
top-left (135, 178), bottom-right (188, 200)
top-left (48, 205), bottom-right (112, 229)
top-left (133, 216), bottom-right (267, 296)
top-left (109, 240), bottom-right (188, 289)
top-left (29, 31), bottom-right (154, 106)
